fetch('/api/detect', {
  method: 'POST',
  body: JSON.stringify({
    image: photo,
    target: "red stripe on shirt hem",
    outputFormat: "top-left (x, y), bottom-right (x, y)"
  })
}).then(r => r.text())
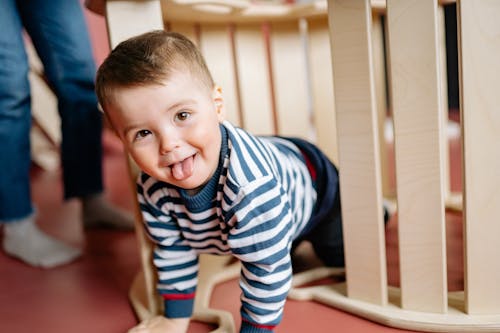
top-left (162, 293), bottom-right (195, 300)
top-left (242, 319), bottom-right (276, 331)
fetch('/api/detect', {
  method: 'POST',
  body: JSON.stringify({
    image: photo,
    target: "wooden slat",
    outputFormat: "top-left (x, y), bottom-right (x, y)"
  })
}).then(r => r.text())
top-left (457, 0), bottom-right (500, 315)
top-left (437, 5), bottom-right (451, 201)
top-left (199, 25), bottom-right (241, 127)
top-left (270, 21), bottom-right (311, 138)
top-left (371, 14), bottom-right (391, 198)
top-left (308, 18), bottom-right (338, 165)
top-left (233, 24), bottom-right (274, 135)
top-left (328, 0), bottom-right (387, 305)
top-left (105, 0), bottom-right (163, 48)
top-left (387, 0), bottom-right (447, 313)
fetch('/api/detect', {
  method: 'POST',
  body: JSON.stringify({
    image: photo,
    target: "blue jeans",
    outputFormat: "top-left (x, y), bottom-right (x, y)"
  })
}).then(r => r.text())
top-left (0, 0), bottom-right (103, 221)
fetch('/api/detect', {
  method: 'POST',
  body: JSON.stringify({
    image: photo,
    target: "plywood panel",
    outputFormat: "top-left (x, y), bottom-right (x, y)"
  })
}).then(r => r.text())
top-left (386, 0), bottom-right (447, 313)
top-left (328, 0), bottom-right (387, 306)
top-left (308, 18), bottom-right (338, 165)
top-left (199, 25), bottom-right (241, 127)
top-left (371, 14), bottom-right (391, 198)
top-left (270, 21), bottom-right (312, 139)
top-left (233, 24), bottom-right (274, 135)
top-left (270, 21), bottom-right (311, 139)
top-left (105, 0), bottom-right (164, 47)
top-left (458, 0), bottom-right (500, 315)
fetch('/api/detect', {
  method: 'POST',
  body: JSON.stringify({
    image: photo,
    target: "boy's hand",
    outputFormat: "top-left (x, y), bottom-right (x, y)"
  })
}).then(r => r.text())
top-left (128, 316), bottom-right (190, 333)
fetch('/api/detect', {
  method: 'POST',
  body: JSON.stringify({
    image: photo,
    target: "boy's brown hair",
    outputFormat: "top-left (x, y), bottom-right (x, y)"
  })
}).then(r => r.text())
top-left (95, 30), bottom-right (215, 110)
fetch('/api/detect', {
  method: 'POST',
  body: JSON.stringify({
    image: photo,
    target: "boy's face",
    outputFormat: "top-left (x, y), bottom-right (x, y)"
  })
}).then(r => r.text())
top-left (106, 71), bottom-right (224, 193)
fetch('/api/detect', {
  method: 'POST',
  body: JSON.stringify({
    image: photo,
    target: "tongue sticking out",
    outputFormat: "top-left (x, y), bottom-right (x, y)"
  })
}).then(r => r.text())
top-left (171, 156), bottom-right (194, 180)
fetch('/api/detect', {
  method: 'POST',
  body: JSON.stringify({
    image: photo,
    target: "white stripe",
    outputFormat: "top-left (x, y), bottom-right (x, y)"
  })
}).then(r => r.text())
top-left (157, 264), bottom-right (198, 280)
top-left (158, 279), bottom-right (197, 291)
top-left (234, 229), bottom-right (292, 263)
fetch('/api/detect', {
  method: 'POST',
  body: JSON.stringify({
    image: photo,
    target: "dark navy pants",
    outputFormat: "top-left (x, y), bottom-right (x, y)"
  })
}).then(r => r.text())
top-left (287, 137), bottom-right (345, 267)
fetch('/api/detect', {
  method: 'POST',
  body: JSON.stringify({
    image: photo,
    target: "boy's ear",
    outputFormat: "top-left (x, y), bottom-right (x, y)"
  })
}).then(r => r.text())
top-left (212, 85), bottom-right (225, 122)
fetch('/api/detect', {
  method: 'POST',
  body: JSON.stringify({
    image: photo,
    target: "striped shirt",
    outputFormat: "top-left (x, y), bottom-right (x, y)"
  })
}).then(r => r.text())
top-left (137, 121), bottom-right (317, 332)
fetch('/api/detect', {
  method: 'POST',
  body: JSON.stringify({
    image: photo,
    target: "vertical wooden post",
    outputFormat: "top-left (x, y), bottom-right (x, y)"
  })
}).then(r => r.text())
top-left (458, 0), bottom-right (500, 314)
top-left (386, 0), bottom-right (448, 313)
top-left (328, 0), bottom-right (387, 305)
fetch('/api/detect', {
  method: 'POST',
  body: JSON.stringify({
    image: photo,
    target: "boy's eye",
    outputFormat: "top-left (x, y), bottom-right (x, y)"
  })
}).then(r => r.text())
top-left (134, 129), bottom-right (151, 141)
top-left (176, 111), bottom-right (190, 121)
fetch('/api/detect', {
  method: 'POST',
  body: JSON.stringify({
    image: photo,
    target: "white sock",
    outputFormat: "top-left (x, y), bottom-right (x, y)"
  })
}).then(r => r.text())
top-left (82, 193), bottom-right (135, 230)
top-left (3, 215), bottom-right (81, 268)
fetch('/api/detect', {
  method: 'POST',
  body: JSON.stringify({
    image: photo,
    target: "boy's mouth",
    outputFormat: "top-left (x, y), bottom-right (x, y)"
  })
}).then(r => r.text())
top-left (170, 155), bottom-right (195, 180)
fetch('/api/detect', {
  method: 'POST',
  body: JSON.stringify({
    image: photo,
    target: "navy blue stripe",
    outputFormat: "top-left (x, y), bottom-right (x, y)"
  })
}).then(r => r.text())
top-left (158, 271), bottom-right (197, 285)
top-left (156, 258), bottom-right (198, 272)
top-left (231, 226), bottom-right (291, 256)
top-left (229, 202), bottom-right (287, 239)
top-left (243, 262), bottom-right (290, 277)
top-left (228, 132), bottom-right (257, 182)
top-left (239, 131), bottom-right (267, 176)
top-left (242, 272), bottom-right (291, 291)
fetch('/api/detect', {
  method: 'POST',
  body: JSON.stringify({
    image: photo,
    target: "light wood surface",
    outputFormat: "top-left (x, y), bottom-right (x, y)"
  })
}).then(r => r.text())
top-left (105, 0), bottom-right (164, 48)
top-left (308, 17), bottom-right (338, 164)
top-left (270, 21), bottom-right (311, 138)
top-left (199, 25), bottom-right (241, 127)
top-left (458, 0), bottom-right (500, 315)
top-left (386, 0), bottom-right (447, 313)
top-left (371, 13), bottom-right (391, 198)
top-left (233, 24), bottom-right (275, 135)
top-left (328, 0), bottom-right (388, 306)
top-left (288, 282), bottom-right (500, 332)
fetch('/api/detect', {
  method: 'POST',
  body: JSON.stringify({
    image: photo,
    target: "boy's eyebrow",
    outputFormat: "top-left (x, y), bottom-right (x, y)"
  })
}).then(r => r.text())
top-left (167, 99), bottom-right (197, 110)
top-left (123, 124), bottom-right (141, 137)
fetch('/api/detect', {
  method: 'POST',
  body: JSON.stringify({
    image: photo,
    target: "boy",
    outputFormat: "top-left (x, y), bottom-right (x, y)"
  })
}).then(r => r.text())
top-left (96, 30), bottom-right (345, 333)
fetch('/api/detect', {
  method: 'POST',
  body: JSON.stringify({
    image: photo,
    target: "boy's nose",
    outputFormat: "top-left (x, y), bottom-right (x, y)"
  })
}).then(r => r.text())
top-left (158, 128), bottom-right (181, 154)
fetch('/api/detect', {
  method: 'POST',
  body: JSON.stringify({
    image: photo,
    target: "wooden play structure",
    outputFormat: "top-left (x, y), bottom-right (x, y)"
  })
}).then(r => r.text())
top-left (85, 0), bottom-right (500, 332)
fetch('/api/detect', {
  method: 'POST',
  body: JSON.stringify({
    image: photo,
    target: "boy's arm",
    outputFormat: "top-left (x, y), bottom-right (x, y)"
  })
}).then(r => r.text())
top-left (137, 176), bottom-right (199, 321)
top-left (228, 176), bottom-right (294, 333)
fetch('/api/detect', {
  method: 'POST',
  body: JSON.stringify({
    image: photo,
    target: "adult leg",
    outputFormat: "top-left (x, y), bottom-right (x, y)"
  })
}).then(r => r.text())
top-left (0, 0), bottom-right (80, 268)
top-left (18, 0), bottom-right (133, 229)
top-left (18, 0), bottom-right (102, 199)
top-left (0, 0), bottom-right (33, 222)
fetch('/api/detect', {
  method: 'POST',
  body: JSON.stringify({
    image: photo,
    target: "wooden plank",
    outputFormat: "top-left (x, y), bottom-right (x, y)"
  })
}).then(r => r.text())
top-left (270, 21), bottom-right (311, 138)
top-left (233, 24), bottom-right (274, 135)
top-left (457, 0), bottom-right (500, 315)
top-left (386, 0), bottom-right (447, 313)
top-left (437, 5), bottom-right (451, 200)
top-left (308, 17), bottom-right (338, 165)
top-left (371, 13), bottom-right (391, 198)
top-left (105, 0), bottom-right (163, 47)
top-left (327, 0), bottom-right (387, 305)
top-left (199, 24), bottom-right (241, 127)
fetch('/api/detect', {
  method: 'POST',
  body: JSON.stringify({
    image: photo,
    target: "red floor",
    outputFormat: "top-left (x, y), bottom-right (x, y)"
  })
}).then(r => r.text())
top-left (0, 117), bottom-right (463, 332)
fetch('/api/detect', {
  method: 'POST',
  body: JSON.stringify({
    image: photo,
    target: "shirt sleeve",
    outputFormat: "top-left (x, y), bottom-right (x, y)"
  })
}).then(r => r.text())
top-left (137, 176), bottom-right (199, 318)
top-left (226, 175), bottom-right (294, 333)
